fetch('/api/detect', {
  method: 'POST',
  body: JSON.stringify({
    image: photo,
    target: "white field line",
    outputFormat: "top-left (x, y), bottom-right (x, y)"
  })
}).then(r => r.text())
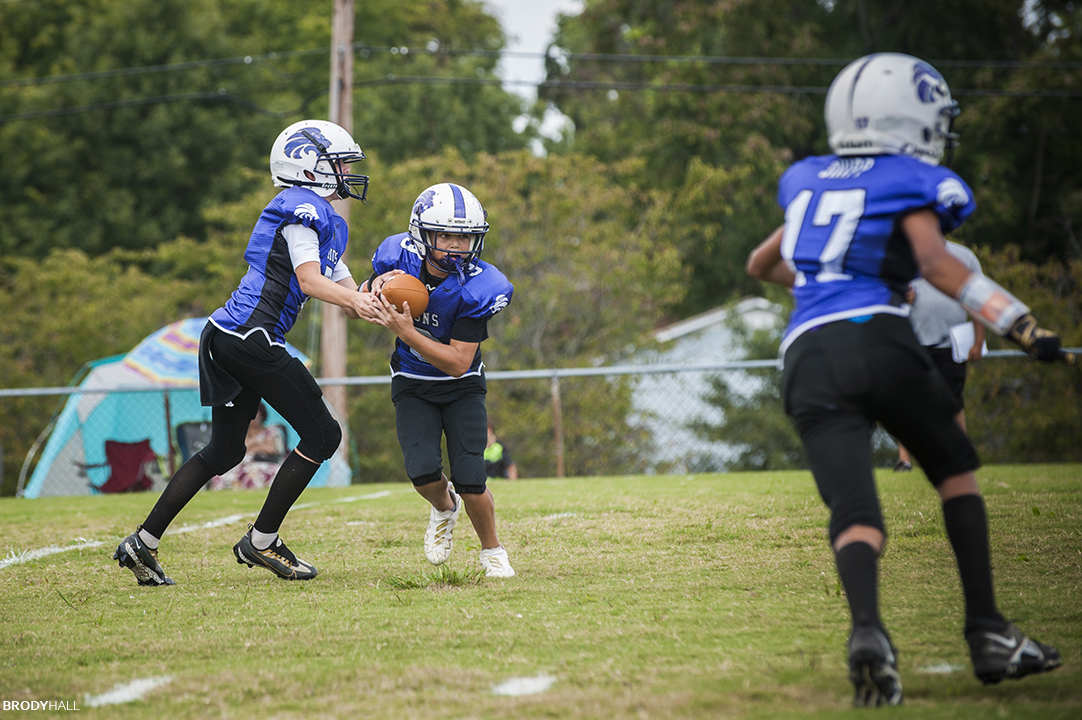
top-left (0, 539), bottom-right (105, 571)
top-left (292, 489), bottom-right (392, 509)
top-left (84, 676), bottom-right (172, 707)
top-left (164, 513), bottom-right (249, 535)
top-left (492, 674), bottom-right (557, 696)
top-left (917, 662), bottom-right (967, 674)
top-left (0, 490), bottom-right (398, 570)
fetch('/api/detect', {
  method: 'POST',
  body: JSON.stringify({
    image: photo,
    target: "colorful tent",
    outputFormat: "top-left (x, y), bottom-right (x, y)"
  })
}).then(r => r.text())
top-left (20, 318), bottom-right (351, 498)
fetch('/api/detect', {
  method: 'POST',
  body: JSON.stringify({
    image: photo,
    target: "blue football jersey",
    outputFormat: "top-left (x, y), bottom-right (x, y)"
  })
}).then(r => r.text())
top-left (211, 187), bottom-right (348, 345)
top-left (372, 232), bottom-right (513, 380)
top-left (777, 154), bottom-right (975, 355)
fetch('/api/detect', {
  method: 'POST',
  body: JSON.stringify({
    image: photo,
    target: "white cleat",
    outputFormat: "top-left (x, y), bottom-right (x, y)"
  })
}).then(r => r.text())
top-left (479, 546), bottom-right (516, 578)
top-left (423, 487), bottom-right (460, 565)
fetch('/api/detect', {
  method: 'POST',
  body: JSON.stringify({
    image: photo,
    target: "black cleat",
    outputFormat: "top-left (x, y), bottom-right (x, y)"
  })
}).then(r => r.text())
top-left (233, 525), bottom-right (317, 580)
top-left (967, 622), bottom-right (1061, 685)
top-left (848, 625), bottom-right (903, 707)
top-left (893, 460), bottom-right (913, 473)
top-left (113, 528), bottom-right (175, 587)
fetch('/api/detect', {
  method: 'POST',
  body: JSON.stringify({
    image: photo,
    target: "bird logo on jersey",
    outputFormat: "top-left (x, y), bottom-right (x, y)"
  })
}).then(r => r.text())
top-left (413, 189), bottom-right (437, 216)
top-left (913, 63), bottom-right (949, 104)
top-left (284, 127), bottom-right (332, 160)
top-left (936, 178), bottom-right (970, 208)
top-left (294, 203), bottom-right (320, 223)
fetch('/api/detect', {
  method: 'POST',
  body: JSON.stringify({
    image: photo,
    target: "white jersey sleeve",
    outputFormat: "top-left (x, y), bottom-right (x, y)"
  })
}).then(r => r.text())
top-left (283, 222), bottom-right (321, 269)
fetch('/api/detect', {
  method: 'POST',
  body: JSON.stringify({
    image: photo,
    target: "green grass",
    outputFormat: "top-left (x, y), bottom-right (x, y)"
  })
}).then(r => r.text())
top-left (1, 465), bottom-right (1079, 719)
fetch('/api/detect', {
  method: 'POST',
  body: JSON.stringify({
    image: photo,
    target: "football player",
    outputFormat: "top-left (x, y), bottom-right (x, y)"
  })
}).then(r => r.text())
top-left (363, 182), bottom-right (516, 578)
top-left (747, 53), bottom-right (1066, 706)
top-left (115, 119), bottom-right (379, 586)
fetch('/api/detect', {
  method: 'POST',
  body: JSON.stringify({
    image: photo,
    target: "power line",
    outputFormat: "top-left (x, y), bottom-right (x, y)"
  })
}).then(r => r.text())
top-left (5, 73), bottom-right (1082, 124)
top-left (0, 48), bottom-right (328, 89)
top-left (4, 44), bottom-right (1082, 91)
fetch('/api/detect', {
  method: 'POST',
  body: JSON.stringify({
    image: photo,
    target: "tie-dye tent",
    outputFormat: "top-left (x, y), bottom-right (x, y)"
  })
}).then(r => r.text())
top-left (19, 318), bottom-right (350, 497)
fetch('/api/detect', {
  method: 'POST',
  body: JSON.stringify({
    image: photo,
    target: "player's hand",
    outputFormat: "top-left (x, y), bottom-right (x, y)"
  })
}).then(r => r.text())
top-left (372, 268), bottom-right (406, 294)
top-left (1006, 313), bottom-right (1064, 362)
top-left (370, 293), bottom-right (416, 336)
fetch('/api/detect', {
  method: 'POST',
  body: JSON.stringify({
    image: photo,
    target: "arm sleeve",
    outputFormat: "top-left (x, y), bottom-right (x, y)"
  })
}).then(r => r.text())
top-left (329, 258), bottom-right (351, 283)
top-left (283, 223), bottom-right (321, 269)
top-left (450, 315), bottom-right (489, 343)
top-left (284, 222), bottom-right (351, 281)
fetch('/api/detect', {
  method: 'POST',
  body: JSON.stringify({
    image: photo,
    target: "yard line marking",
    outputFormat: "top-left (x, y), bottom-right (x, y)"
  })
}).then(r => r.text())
top-left (0, 539), bottom-right (105, 570)
top-left (492, 674), bottom-right (557, 696)
top-left (917, 662), bottom-right (967, 674)
top-left (544, 512), bottom-right (577, 520)
top-left (0, 490), bottom-right (399, 571)
top-left (165, 513), bottom-right (249, 534)
top-left (294, 490), bottom-right (392, 509)
top-left (84, 676), bottom-right (172, 707)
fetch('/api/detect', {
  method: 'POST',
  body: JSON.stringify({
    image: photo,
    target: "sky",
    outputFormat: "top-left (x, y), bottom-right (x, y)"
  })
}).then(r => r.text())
top-left (482, 0), bottom-right (585, 147)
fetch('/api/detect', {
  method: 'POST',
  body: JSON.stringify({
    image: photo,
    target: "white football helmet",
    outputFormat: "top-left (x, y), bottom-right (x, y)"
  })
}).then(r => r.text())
top-left (825, 53), bottom-right (959, 166)
top-left (408, 183), bottom-right (489, 279)
top-left (269, 119), bottom-right (369, 200)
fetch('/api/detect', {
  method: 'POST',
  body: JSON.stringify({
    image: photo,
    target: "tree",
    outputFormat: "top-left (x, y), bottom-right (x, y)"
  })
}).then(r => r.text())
top-left (543, 0), bottom-right (1082, 314)
top-left (333, 148), bottom-right (687, 480)
top-left (963, 246), bottom-right (1082, 462)
top-left (0, 0), bottom-right (530, 259)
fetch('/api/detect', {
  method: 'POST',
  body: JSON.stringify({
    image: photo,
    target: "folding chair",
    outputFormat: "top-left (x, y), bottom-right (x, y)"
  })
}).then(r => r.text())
top-left (77, 439), bottom-right (160, 493)
top-left (175, 421), bottom-right (213, 463)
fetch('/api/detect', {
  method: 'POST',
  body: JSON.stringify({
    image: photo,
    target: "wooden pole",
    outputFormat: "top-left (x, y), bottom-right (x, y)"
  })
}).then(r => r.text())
top-left (163, 389), bottom-right (175, 476)
top-left (321, 0), bottom-right (355, 446)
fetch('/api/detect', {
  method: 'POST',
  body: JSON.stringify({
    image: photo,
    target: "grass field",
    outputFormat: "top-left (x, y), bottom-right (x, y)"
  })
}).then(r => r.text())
top-left (1, 465), bottom-right (1079, 719)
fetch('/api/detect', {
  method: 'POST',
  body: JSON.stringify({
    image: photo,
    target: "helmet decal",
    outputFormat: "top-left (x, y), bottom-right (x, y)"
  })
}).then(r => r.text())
top-left (413, 189), bottom-right (437, 216)
top-left (826, 53), bottom-right (958, 166)
top-left (269, 119), bottom-right (369, 200)
top-left (284, 127), bottom-right (332, 159)
top-left (913, 63), bottom-right (947, 104)
top-left (448, 183), bottom-right (466, 218)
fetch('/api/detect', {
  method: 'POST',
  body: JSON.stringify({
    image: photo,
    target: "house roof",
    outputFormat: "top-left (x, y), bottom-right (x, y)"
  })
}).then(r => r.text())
top-left (652, 297), bottom-right (782, 343)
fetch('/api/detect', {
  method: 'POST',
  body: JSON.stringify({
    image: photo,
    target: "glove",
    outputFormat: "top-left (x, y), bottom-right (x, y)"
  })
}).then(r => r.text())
top-left (1006, 314), bottom-right (1063, 362)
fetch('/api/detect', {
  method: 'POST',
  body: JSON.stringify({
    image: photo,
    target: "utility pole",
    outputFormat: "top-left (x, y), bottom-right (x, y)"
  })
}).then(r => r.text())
top-left (322, 0), bottom-right (354, 442)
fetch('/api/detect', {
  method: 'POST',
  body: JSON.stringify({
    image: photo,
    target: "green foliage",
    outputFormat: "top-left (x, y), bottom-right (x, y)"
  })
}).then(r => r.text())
top-left (546, 0), bottom-right (1082, 313)
top-left (0, 0), bottom-right (529, 259)
top-left (965, 246), bottom-right (1082, 462)
top-left (688, 317), bottom-right (805, 472)
top-left (689, 314), bottom-right (898, 472)
top-left (342, 149), bottom-right (686, 481)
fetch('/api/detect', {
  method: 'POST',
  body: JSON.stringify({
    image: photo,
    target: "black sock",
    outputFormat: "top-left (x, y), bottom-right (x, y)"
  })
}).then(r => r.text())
top-left (142, 454), bottom-right (215, 538)
top-left (942, 494), bottom-right (1006, 632)
top-left (835, 541), bottom-right (882, 630)
top-left (253, 451), bottom-right (320, 535)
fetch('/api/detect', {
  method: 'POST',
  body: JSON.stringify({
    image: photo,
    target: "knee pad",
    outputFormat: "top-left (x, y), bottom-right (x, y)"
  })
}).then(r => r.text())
top-left (296, 415), bottom-right (342, 464)
top-left (410, 471), bottom-right (443, 488)
top-left (449, 477), bottom-right (487, 495)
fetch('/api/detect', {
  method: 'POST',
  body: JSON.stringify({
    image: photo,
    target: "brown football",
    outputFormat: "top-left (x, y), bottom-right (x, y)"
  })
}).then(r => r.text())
top-left (380, 273), bottom-right (429, 319)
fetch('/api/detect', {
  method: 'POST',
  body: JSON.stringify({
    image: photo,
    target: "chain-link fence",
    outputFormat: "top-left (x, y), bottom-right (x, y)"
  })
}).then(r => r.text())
top-left (4, 349), bottom-right (1072, 498)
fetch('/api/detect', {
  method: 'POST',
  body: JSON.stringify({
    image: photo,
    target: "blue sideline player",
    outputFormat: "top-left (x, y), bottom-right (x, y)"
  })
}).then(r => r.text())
top-left (746, 53), bottom-right (1067, 706)
top-left (363, 182), bottom-right (516, 578)
top-left (115, 119), bottom-right (379, 585)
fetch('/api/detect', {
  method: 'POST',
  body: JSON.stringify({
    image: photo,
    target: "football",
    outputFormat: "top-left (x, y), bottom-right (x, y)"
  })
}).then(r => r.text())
top-left (380, 273), bottom-right (429, 319)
